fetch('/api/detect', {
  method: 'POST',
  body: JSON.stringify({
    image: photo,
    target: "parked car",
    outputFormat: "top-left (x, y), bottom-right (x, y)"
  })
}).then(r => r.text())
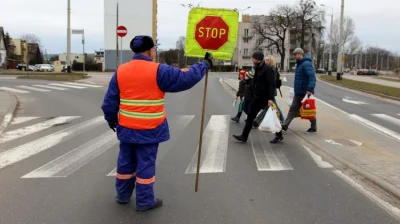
top-left (39, 64), bottom-right (54, 72)
top-left (316, 68), bottom-right (326, 74)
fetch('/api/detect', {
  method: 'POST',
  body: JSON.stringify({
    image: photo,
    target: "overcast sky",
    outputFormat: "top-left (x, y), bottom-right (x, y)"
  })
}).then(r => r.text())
top-left (1, 0), bottom-right (399, 55)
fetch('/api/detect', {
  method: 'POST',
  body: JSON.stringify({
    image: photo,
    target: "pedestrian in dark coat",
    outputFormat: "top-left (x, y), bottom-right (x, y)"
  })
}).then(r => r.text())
top-left (232, 51), bottom-right (276, 143)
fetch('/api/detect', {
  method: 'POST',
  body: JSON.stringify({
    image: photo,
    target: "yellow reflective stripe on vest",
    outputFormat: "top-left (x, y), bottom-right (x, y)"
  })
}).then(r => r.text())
top-left (120, 99), bottom-right (164, 106)
top-left (119, 109), bottom-right (164, 119)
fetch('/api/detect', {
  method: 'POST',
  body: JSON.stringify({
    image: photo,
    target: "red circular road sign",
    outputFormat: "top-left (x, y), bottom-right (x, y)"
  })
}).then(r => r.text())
top-left (195, 16), bottom-right (229, 51)
top-left (117, 26), bottom-right (127, 37)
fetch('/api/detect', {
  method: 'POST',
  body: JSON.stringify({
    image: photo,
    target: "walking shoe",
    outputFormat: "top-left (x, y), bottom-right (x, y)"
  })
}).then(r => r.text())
top-left (305, 128), bottom-right (317, 134)
top-left (281, 126), bottom-right (288, 132)
top-left (270, 136), bottom-right (284, 144)
top-left (231, 117), bottom-right (240, 123)
top-left (252, 121), bottom-right (259, 128)
top-left (232, 135), bottom-right (247, 143)
top-left (116, 197), bottom-right (130, 205)
top-left (136, 198), bottom-right (163, 212)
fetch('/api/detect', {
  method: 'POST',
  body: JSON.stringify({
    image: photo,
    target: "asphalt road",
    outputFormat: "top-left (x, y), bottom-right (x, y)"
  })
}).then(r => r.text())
top-left (284, 75), bottom-right (400, 134)
top-left (0, 74), bottom-right (398, 223)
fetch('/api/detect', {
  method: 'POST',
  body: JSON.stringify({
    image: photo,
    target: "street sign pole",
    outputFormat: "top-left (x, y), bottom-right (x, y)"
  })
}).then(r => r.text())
top-left (116, 0), bottom-right (119, 70)
top-left (120, 37), bottom-right (122, 65)
top-left (117, 26), bottom-right (128, 66)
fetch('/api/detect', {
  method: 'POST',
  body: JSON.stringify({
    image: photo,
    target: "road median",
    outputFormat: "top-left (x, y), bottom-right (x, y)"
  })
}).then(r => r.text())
top-left (17, 74), bottom-right (90, 81)
top-left (319, 75), bottom-right (400, 100)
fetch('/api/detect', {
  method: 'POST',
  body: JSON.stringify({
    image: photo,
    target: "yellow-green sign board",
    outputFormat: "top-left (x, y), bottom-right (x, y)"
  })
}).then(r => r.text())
top-left (185, 8), bottom-right (239, 60)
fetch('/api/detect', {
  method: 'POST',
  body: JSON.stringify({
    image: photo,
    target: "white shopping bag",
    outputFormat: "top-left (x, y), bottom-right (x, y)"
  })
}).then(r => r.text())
top-left (287, 89), bottom-right (295, 106)
top-left (258, 107), bottom-right (282, 133)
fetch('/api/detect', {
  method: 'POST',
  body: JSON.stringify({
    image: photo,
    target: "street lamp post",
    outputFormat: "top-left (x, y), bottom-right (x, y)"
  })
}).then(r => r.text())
top-left (321, 4), bottom-right (333, 75)
top-left (335, 0), bottom-right (345, 80)
top-left (67, 0), bottom-right (71, 72)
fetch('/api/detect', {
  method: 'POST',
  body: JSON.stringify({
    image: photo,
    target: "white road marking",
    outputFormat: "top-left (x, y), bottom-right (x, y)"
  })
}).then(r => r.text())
top-left (185, 115), bottom-right (230, 174)
top-left (22, 131), bottom-right (118, 178)
top-left (349, 139), bottom-right (363, 146)
top-left (303, 145), bottom-right (333, 168)
top-left (0, 116), bottom-right (104, 170)
top-left (250, 132), bottom-right (293, 171)
top-left (282, 77), bottom-right (287, 82)
top-left (32, 84), bottom-right (67, 90)
top-left (64, 82), bottom-right (102, 88)
top-left (10, 116), bottom-right (40, 125)
top-left (342, 97), bottom-right (368, 105)
top-left (49, 83), bottom-right (87, 89)
top-left (0, 87), bottom-right (29, 93)
top-left (349, 114), bottom-right (400, 142)
top-left (107, 168), bottom-right (117, 177)
top-left (17, 85), bottom-right (51, 92)
top-left (324, 139), bottom-right (343, 146)
top-left (371, 114), bottom-right (400, 127)
top-left (334, 170), bottom-right (400, 221)
top-left (0, 116), bottom-right (80, 144)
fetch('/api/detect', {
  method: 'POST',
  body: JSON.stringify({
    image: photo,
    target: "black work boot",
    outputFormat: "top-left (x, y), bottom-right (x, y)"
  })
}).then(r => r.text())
top-left (232, 135), bottom-right (247, 143)
top-left (270, 132), bottom-right (284, 144)
top-left (231, 117), bottom-right (240, 123)
top-left (136, 198), bottom-right (163, 212)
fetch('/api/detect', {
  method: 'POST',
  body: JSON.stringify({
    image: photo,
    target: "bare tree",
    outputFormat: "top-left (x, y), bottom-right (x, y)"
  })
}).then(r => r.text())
top-left (176, 36), bottom-right (185, 52)
top-left (329, 16), bottom-right (355, 52)
top-left (293, 0), bottom-right (325, 51)
top-left (21, 33), bottom-right (41, 44)
top-left (252, 5), bottom-right (296, 70)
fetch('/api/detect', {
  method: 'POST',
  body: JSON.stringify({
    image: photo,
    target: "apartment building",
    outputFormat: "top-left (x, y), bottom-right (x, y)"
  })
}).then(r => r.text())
top-left (0, 27), bottom-right (7, 67)
top-left (233, 15), bottom-right (319, 72)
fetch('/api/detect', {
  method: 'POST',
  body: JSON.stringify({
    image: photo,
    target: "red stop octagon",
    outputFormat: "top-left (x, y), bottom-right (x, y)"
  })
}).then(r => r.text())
top-left (195, 16), bottom-right (229, 51)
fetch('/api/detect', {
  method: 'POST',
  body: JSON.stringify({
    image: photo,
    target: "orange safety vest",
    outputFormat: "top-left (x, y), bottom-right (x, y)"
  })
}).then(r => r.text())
top-left (117, 60), bottom-right (166, 130)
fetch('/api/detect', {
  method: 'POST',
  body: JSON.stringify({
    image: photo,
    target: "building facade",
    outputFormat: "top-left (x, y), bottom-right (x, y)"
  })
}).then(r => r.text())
top-left (103, 0), bottom-right (157, 71)
top-left (0, 27), bottom-right (7, 68)
top-left (233, 15), bottom-right (320, 72)
top-left (59, 53), bottom-right (85, 64)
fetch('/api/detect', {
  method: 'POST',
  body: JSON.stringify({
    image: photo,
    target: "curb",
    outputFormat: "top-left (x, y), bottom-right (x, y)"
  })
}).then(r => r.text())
top-left (0, 91), bottom-right (18, 136)
top-left (222, 78), bottom-right (400, 200)
top-left (290, 129), bottom-right (400, 200)
top-left (318, 77), bottom-right (400, 101)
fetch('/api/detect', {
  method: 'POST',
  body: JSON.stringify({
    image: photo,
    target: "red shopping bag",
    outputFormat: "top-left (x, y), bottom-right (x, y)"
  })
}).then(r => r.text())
top-left (300, 95), bottom-right (316, 120)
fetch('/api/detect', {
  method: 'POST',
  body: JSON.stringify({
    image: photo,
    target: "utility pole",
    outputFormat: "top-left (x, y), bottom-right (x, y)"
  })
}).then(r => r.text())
top-left (116, 0), bottom-right (119, 70)
top-left (376, 51), bottom-right (379, 69)
top-left (336, 0), bottom-right (344, 80)
top-left (387, 53), bottom-right (390, 71)
top-left (322, 4), bottom-right (333, 75)
top-left (67, 0), bottom-right (71, 72)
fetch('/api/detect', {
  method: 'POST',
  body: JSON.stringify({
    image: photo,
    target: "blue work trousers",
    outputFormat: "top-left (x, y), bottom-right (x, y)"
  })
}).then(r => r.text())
top-left (116, 142), bottom-right (159, 209)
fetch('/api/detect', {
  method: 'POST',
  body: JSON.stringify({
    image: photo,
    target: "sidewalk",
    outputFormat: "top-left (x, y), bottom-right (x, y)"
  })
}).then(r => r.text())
top-left (222, 78), bottom-right (400, 199)
top-left (0, 91), bottom-right (18, 136)
top-left (343, 74), bottom-right (400, 88)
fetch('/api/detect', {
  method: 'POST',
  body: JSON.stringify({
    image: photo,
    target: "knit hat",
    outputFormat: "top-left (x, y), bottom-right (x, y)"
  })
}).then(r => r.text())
top-left (246, 71), bottom-right (254, 79)
top-left (292, 48), bottom-right (304, 55)
top-left (252, 51), bottom-right (264, 61)
top-left (130, 35), bottom-right (155, 53)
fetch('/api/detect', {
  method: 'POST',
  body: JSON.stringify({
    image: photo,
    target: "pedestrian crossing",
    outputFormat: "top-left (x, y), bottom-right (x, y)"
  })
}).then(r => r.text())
top-left (0, 82), bottom-right (102, 94)
top-left (7, 113), bottom-right (400, 180)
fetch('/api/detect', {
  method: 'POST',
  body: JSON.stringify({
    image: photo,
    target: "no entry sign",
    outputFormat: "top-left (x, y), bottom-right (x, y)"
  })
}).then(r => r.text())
top-left (117, 26), bottom-right (127, 37)
top-left (185, 8), bottom-right (239, 60)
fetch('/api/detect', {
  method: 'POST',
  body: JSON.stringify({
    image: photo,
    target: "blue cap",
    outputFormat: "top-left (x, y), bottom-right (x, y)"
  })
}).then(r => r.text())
top-left (130, 35), bottom-right (155, 53)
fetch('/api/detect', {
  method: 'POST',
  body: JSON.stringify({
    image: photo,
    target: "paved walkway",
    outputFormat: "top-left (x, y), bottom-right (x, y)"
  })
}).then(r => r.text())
top-left (343, 74), bottom-right (400, 88)
top-left (222, 77), bottom-right (400, 198)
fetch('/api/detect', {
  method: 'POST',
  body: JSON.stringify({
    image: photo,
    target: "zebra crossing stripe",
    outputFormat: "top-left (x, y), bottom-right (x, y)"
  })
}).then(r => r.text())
top-left (185, 115), bottom-right (230, 174)
top-left (250, 131), bottom-right (293, 171)
top-left (0, 87), bottom-right (29, 93)
top-left (107, 168), bottom-right (117, 176)
top-left (0, 116), bottom-right (104, 170)
top-left (64, 82), bottom-right (102, 88)
top-left (0, 116), bottom-right (80, 144)
top-left (10, 116), bottom-right (40, 125)
top-left (49, 83), bottom-right (87, 89)
top-left (372, 114), bottom-right (400, 127)
top-left (22, 130), bottom-right (118, 178)
top-left (32, 84), bottom-right (67, 90)
top-left (17, 85), bottom-right (51, 92)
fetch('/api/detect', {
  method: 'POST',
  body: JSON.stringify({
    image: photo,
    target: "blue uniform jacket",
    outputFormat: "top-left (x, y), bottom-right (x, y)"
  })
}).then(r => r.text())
top-left (101, 54), bottom-right (209, 144)
top-left (294, 56), bottom-right (316, 95)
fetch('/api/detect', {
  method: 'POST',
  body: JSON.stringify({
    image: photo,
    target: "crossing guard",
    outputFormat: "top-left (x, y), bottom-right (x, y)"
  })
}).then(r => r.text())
top-left (101, 35), bottom-right (213, 211)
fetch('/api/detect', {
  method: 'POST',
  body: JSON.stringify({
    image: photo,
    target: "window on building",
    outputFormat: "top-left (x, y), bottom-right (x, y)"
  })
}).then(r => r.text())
top-left (244, 29), bottom-right (249, 37)
top-left (243, 48), bottom-right (249, 56)
top-left (244, 39), bottom-right (249, 43)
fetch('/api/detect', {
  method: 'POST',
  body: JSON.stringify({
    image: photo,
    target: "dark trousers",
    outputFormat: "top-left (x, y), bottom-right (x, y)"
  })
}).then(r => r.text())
top-left (241, 99), bottom-right (266, 140)
top-left (116, 142), bottom-right (159, 209)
